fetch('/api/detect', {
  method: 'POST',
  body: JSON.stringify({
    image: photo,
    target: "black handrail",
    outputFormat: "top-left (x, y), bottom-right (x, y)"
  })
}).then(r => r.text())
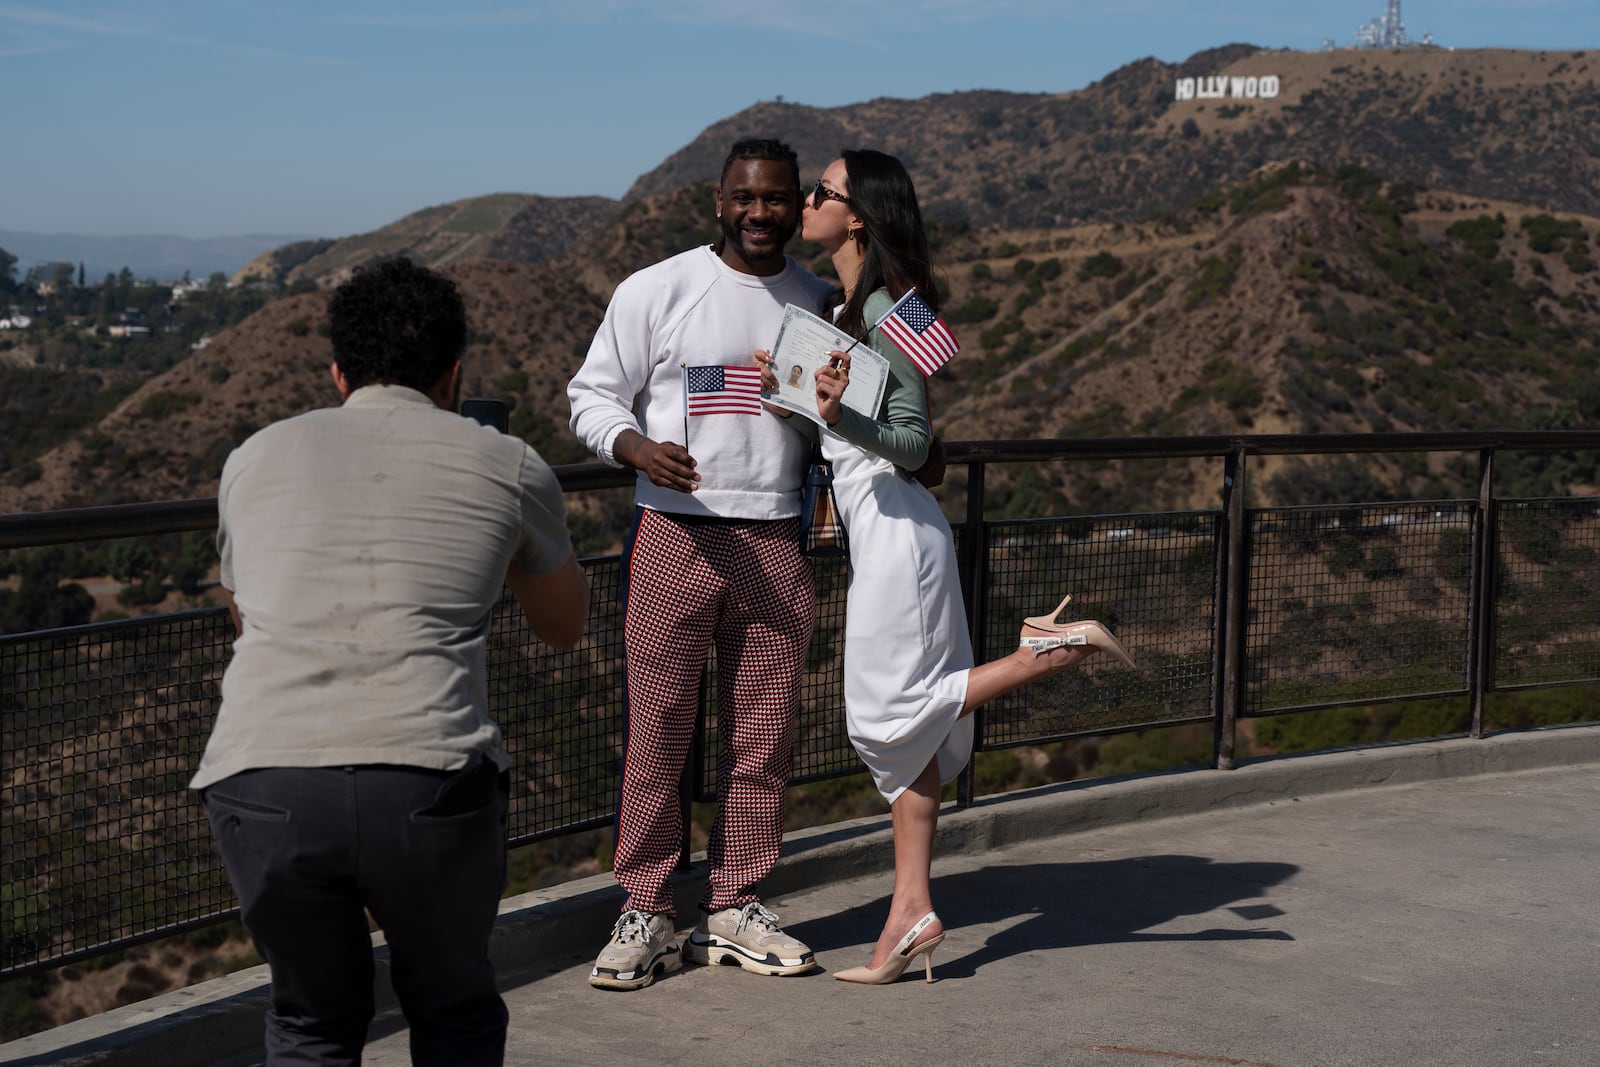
top-left (10, 431), bottom-right (1600, 548)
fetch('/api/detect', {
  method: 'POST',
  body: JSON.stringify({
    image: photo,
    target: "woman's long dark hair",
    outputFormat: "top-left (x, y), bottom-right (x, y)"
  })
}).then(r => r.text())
top-left (836, 148), bottom-right (940, 339)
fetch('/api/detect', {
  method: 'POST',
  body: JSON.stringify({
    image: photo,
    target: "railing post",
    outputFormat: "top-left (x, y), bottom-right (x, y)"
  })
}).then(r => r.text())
top-left (1468, 448), bottom-right (1496, 739)
top-left (1214, 448), bottom-right (1247, 770)
top-left (956, 459), bottom-right (986, 810)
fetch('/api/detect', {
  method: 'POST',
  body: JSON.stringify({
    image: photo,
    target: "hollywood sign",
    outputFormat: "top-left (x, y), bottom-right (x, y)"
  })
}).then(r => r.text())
top-left (1174, 75), bottom-right (1281, 101)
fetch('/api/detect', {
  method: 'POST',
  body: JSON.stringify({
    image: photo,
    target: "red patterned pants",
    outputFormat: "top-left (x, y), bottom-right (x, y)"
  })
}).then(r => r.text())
top-left (613, 508), bottom-right (815, 916)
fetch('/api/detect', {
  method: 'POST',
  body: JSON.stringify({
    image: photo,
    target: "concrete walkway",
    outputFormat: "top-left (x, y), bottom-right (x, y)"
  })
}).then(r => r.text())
top-left (7, 727), bottom-right (1599, 1067)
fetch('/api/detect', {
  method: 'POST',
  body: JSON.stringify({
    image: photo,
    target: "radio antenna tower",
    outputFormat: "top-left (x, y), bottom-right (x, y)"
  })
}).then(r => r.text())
top-left (1356, 0), bottom-right (1408, 48)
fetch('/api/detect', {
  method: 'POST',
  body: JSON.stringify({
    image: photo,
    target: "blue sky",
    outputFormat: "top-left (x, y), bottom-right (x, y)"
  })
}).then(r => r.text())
top-left (3, 1), bottom-right (1595, 239)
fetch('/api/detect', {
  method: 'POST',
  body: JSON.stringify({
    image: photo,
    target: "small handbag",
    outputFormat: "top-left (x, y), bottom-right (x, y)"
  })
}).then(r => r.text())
top-left (799, 449), bottom-right (849, 558)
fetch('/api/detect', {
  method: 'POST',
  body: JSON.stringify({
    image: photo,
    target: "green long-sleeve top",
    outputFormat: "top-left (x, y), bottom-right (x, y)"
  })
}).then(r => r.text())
top-left (817, 289), bottom-right (931, 473)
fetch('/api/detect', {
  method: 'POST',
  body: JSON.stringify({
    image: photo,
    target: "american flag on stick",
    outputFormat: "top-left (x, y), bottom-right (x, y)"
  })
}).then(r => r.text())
top-left (683, 364), bottom-right (764, 417)
top-left (874, 289), bottom-right (960, 376)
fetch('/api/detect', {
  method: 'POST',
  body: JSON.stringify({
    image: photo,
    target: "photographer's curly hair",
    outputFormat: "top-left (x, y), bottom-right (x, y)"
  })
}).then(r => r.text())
top-left (834, 149), bottom-right (940, 340)
top-left (720, 137), bottom-right (801, 190)
top-left (327, 257), bottom-right (467, 392)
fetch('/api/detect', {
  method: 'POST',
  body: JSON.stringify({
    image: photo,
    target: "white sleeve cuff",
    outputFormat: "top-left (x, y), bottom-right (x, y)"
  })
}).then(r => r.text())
top-left (598, 425), bottom-right (627, 469)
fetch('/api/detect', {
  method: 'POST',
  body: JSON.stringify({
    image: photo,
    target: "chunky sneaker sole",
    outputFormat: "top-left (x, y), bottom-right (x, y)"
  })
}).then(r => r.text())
top-left (683, 931), bottom-right (814, 976)
top-left (589, 941), bottom-right (682, 991)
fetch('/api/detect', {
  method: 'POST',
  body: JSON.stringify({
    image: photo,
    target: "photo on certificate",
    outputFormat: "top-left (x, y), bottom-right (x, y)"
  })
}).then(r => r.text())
top-left (763, 304), bottom-right (890, 427)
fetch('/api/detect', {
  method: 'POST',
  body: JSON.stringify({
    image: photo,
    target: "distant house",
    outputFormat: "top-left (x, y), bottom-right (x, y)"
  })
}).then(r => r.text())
top-left (0, 315), bottom-right (31, 330)
top-left (107, 324), bottom-right (152, 338)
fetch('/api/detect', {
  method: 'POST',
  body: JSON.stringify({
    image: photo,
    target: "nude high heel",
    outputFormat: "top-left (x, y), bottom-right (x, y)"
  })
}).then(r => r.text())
top-left (1020, 594), bottom-right (1137, 668)
top-left (833, 911), bottom-right (944, 985)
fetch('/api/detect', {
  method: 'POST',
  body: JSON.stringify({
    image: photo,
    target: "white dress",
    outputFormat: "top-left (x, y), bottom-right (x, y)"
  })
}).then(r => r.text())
top-left (820, 322), bottom-right (974, 805)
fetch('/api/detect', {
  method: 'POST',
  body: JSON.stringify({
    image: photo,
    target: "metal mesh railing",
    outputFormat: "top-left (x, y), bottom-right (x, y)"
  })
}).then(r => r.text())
top-left (493, 559), bottom-right (627, 842)
top-left (978, 514), bottom-right (1217, 747)
top-left (2, 610), bottom-right (236, 973)
top-left (9, 433), bottom-right (1600, 976)
top-left (1244, 503), bottom-right (1474, 714)
top-left (1494, 499), bottom-right (1600, 689)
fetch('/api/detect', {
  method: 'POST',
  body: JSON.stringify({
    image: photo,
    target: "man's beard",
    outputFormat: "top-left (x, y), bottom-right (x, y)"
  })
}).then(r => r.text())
top-left (720, 213), bottom-right (790, 264)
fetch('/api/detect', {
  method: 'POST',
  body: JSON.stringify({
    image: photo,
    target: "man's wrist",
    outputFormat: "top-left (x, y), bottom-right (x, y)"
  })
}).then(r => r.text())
top-left (607, 428), bottom-right (644, 470)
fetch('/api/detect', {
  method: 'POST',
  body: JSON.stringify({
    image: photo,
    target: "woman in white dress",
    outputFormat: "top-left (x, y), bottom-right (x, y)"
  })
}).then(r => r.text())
top-left (759, 149), bottom-right (1136, 985)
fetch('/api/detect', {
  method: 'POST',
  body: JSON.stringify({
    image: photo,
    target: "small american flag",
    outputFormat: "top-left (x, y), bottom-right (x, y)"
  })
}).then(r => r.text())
top-left (875, 289), bottom-right (960, 376)
top-left (684, 364), bottom-right (763, 416)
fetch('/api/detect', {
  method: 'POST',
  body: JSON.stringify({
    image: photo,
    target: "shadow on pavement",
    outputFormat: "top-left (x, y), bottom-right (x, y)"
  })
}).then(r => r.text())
top-left (785, 854), bottom-right (1298, 978)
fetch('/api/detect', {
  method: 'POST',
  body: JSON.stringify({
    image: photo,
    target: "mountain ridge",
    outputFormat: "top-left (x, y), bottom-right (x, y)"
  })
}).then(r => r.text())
top-left (3, 45), bottom-right (1598, 533)
top-left (0, 230), bottom-right (317, 283)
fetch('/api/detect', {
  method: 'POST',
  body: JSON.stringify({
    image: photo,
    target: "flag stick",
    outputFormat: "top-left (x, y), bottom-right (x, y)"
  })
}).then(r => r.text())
top-left (679, 362), bottom-right (688, 445)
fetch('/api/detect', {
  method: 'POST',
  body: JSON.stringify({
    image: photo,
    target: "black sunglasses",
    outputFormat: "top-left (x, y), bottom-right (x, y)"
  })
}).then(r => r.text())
top-left (810, 179), bottom-right (850, 209)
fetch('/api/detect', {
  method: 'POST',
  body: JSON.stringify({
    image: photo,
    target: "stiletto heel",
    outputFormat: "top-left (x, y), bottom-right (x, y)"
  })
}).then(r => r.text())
top-left (833, 911), bottom-right (944, 985)
top-left (1024, 594), bottom-right (1075, 631)
top-left (1019, 594), bottom-right (1137, 669)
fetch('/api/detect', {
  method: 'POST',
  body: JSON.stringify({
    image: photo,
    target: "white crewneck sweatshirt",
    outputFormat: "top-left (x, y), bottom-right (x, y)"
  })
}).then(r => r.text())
top-left (568, 245), bottom-right (834, 520)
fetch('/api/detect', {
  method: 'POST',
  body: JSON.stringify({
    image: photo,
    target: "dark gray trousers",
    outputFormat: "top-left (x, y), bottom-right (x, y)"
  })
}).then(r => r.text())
top-left (204, 760), bottom-right (509, 1067)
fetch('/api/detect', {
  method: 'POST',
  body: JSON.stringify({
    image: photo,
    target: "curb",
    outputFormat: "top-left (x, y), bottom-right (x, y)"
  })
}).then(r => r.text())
top-left (5, 724), bottom-right (1597, 1066)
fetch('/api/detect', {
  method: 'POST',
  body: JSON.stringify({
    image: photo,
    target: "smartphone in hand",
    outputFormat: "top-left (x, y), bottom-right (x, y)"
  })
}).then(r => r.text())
top-left (460, 398), bottom-right (510, 434)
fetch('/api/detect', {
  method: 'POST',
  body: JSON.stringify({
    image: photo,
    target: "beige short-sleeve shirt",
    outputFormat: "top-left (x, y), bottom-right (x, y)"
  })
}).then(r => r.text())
top-left (190, 385), bottom-right (574, 790)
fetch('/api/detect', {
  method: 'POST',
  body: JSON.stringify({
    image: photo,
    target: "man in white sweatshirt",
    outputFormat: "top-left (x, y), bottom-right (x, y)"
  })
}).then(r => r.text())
top-left (569, 138), bottom-right (834, 990)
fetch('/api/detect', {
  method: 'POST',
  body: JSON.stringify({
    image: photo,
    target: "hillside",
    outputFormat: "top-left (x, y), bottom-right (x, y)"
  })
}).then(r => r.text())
top-left (630, 46), bottom-right (1600, 227)
top-left (0, 259), bottom-right (603, 512)
top-left (918, 164), bottom-right (1600, 515)
top-left (231, 193), bottom-right (623, 288)
top-left (6, 162), bottom-right (1597, 537)
top-left (5, 44), bottom-right (1600, 530)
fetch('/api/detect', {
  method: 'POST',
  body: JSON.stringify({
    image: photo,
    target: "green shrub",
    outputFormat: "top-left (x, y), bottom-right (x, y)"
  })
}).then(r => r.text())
top-left (947, 296), bottom-right (1000, 325)
top-left (1521, 214), bottom-right (1584, 253)
top-left (1229, 161), bottom-right (1306, 216)
top-left (1446, 214), bottom-right (1504, 259)
top-left (1184, 246), bottom-right (1243, 309)
top-left (138, 391), bottom-right (198, 419)
top-left (1079, 251), bottom-right (1124, 280)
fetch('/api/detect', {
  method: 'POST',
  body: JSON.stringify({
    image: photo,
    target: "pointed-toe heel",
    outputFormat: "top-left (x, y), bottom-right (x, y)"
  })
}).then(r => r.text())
top-left (1018, 594), bottom-right (1137, 669)
top-left (834, 912), bottom-right (943, 985)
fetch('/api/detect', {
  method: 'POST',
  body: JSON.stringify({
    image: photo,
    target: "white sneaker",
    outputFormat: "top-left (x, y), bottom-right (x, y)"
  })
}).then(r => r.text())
top-left (683, 902), bottom-right (816, 976)
top-left (589, 910), bottom-right (681, 990)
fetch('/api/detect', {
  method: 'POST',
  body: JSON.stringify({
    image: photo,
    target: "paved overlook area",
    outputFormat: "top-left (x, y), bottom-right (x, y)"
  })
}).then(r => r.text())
top-left (5, 727), bottom-right (1599, 1067)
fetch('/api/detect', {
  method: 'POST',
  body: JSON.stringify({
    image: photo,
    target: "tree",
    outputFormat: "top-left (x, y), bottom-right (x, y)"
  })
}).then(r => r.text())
top-left (0, 549), bottom-right (94, 633)
top-left (169, 531), bottom-right (217, 596)
top-left (0, 246), bottom-right (15, 293)
top-left (104, 538), bottom-right (156, 586)
top-left (77, 262), bottom-right (85, 288)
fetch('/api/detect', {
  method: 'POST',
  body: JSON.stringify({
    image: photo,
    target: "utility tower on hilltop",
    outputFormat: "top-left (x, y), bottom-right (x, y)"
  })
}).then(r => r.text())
top-left (1354, 0), bottom-right (1435, 49)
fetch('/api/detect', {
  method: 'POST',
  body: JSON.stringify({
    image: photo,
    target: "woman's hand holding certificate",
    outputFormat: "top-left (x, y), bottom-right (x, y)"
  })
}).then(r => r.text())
top-left (759, 304), bottom-right (889, 428)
